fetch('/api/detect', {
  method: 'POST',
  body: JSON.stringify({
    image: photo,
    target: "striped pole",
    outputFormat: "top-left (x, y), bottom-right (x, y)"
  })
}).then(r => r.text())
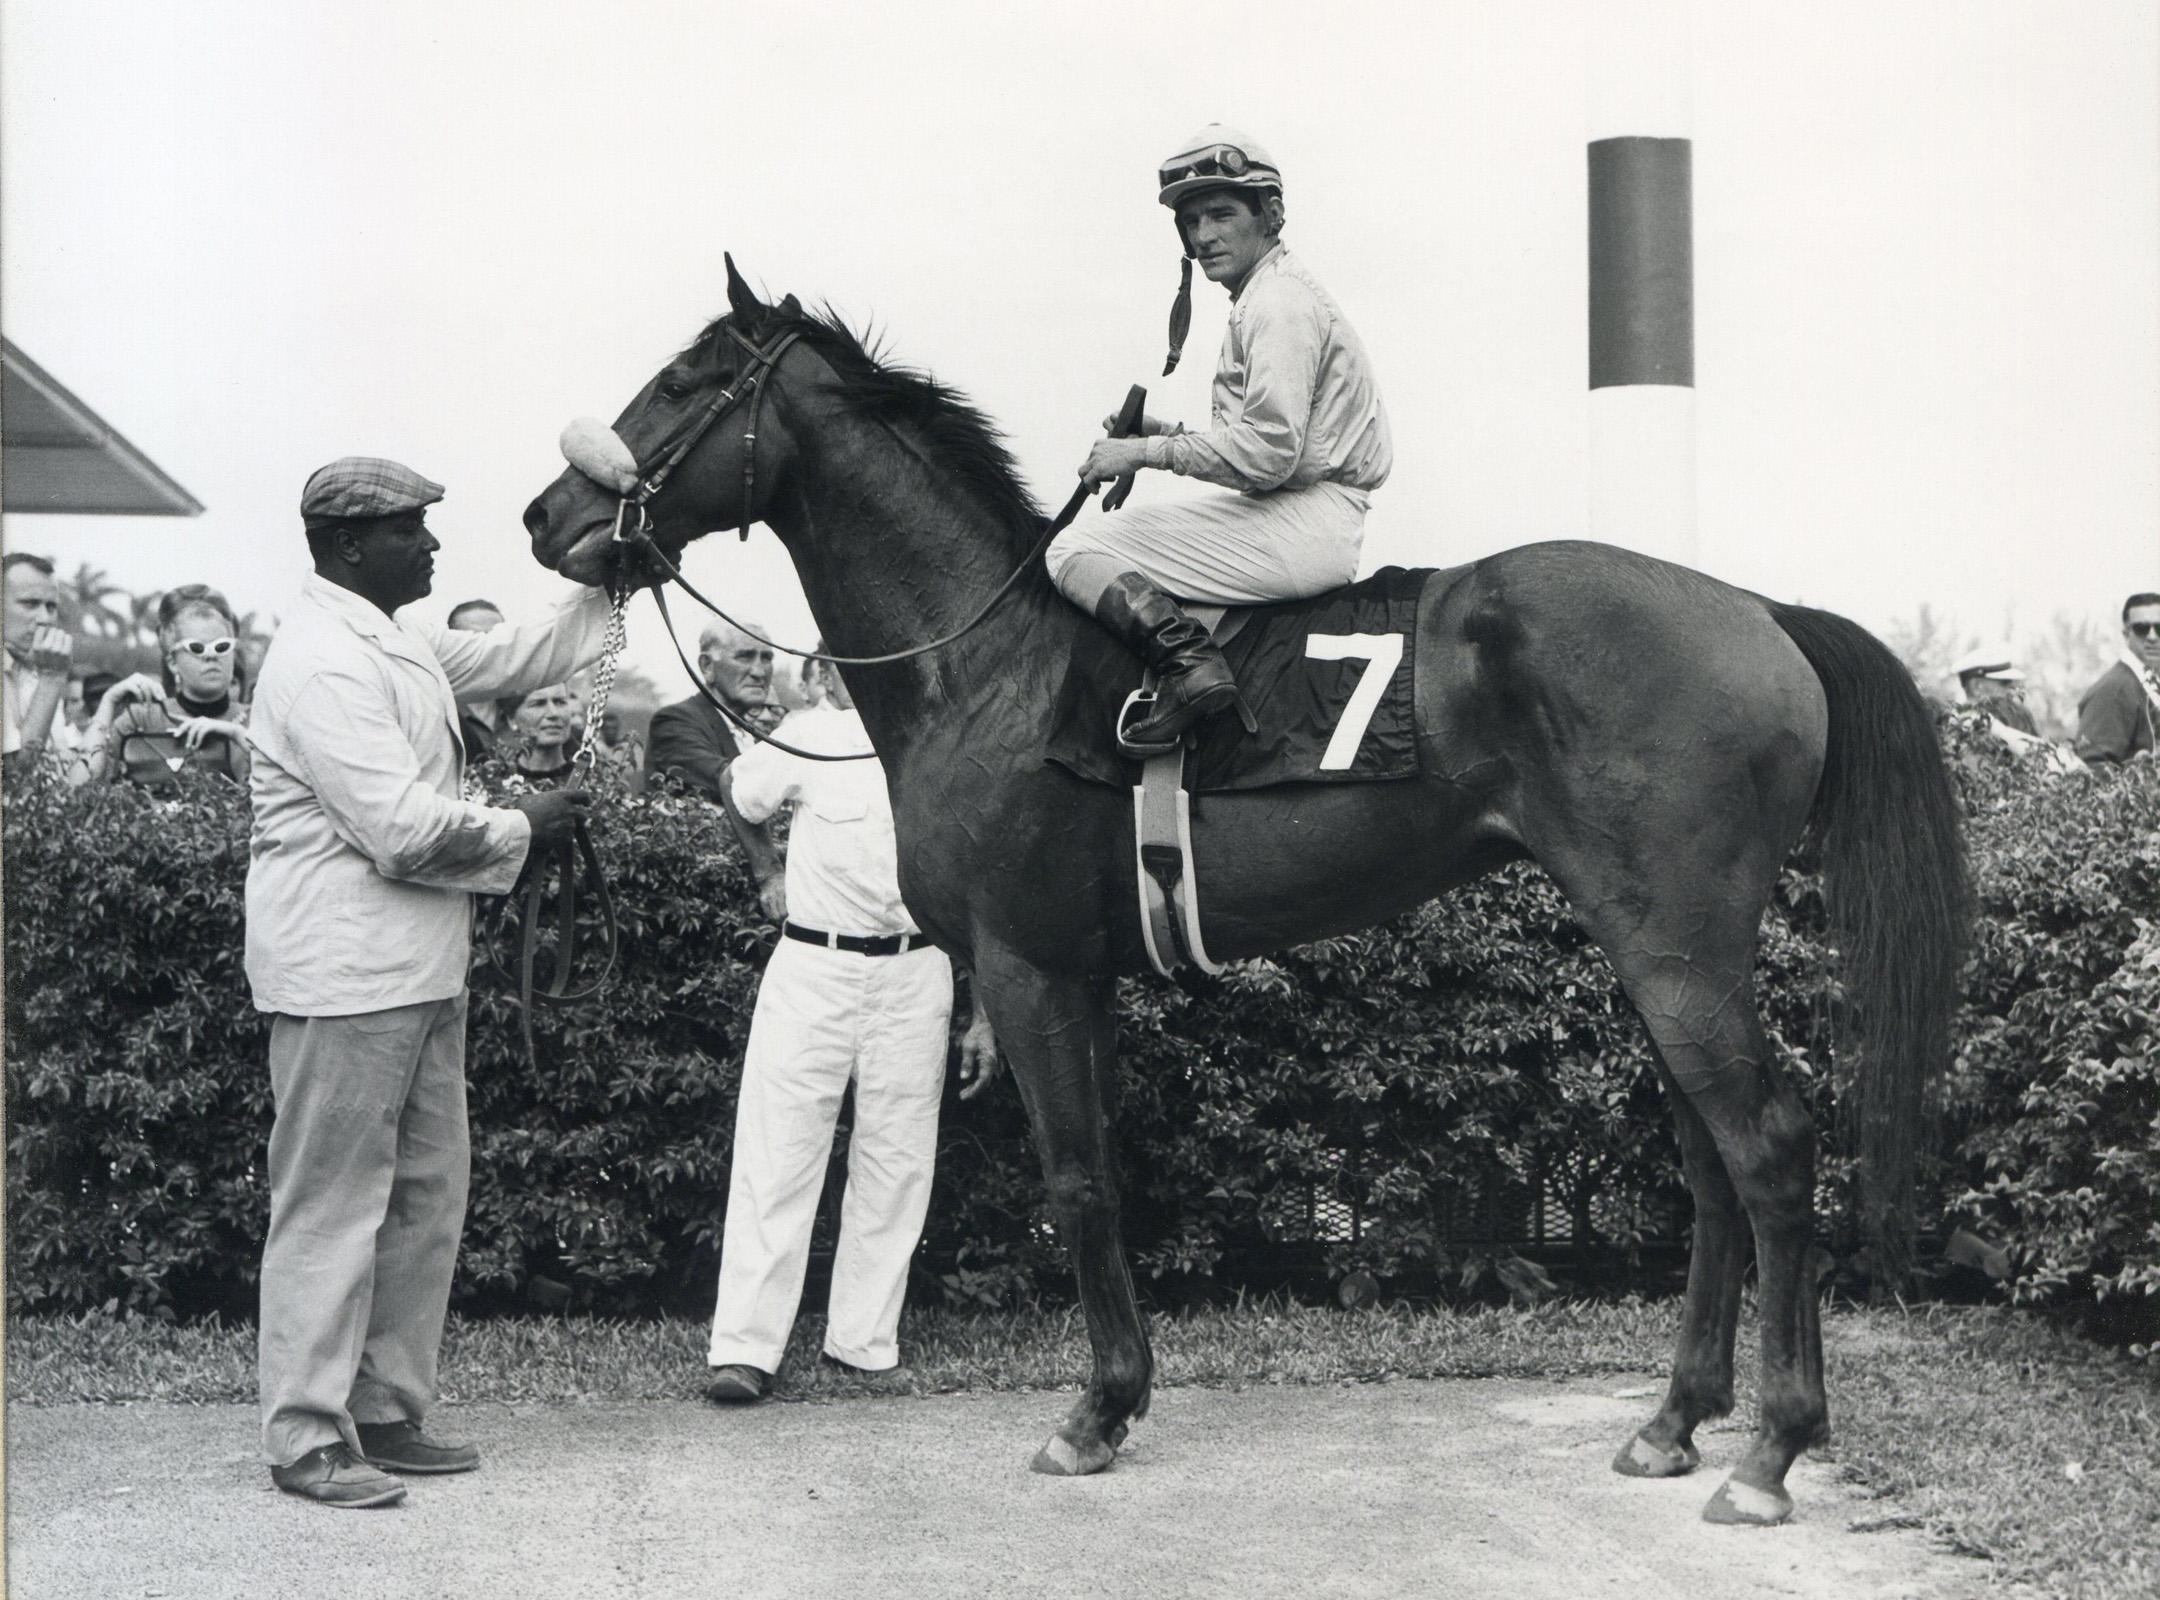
top-left (1587, 0), bottom-right (1697, 567)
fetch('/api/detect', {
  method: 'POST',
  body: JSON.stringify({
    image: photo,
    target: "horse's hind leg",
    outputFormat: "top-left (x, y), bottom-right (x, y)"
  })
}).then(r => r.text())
top-left (1598, 933), bottom-right (1827, 1525)
top-left (973, 945), bottom-right (1152, 1476)
top-left (1612, 1075), bottom-right (1748, 1480)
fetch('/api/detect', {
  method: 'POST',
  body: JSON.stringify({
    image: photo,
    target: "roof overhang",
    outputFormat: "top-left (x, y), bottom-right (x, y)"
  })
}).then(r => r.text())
top-left (2, 339), bottom-right (203, 516)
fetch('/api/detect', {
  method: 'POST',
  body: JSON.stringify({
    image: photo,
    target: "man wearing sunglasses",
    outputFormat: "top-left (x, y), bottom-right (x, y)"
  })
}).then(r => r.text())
top-left (2074, 592), bottom-right (2160, 766)
top-left (1058, 124), bottom-right (1392, 754)
top-left (245, 457), bottom-right (614, 1508)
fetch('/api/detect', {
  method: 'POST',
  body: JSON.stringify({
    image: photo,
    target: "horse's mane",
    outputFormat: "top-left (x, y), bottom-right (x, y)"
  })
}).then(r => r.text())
top-left (690, 307), bottom-right (1046, 549)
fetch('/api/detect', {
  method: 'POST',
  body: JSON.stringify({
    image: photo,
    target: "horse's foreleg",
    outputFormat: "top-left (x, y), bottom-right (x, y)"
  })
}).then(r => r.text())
top-left (973, 946), bottom-right (1151, 1476)
top-left (1603, 944), bottom-right (1827, 1525)
top-left (1612, 1071), bottom-right (1747, 1480)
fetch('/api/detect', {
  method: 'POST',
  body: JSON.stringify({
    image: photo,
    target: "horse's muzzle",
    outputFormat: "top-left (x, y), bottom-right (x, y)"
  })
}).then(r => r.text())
top-left (525, 418), bottom-right (645, 585)
top-left (524, 473), bottom-right (619, 586)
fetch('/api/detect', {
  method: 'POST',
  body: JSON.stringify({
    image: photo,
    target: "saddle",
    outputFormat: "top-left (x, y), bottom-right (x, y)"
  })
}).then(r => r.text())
top-left (1047, 565), bottom-right (1434, 976)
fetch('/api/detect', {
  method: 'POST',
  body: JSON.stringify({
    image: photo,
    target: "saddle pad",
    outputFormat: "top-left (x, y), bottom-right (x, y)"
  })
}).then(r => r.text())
top-left (1047, 565), bottom-right (1428, 794)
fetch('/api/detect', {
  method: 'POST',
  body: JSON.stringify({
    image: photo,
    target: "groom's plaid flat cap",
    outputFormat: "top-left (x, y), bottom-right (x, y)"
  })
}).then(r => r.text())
top-left (300, 457), bottom-right (445, 522)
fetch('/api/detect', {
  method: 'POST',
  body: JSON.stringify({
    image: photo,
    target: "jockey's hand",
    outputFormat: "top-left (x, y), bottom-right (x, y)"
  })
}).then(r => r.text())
top-left (1100, 411), bottom-right (1174, 438)
top-left (957, 1011), bottom-right (1003, 1100)
top-left (1079, 437), bottom-right (1148, 490)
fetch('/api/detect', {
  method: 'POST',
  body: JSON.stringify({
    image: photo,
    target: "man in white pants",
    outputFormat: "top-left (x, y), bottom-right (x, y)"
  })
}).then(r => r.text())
top-left (1061, 124), bottom-right (1392, 754)
top-left (704, 655), bottom-right (998, 1401)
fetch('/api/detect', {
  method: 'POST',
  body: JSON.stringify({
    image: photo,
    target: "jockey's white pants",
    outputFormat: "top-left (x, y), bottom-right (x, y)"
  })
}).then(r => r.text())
top-left (707, 938), bottom-right (953, 1374)
top-left (1046, 480), bottom-right (1370, 606)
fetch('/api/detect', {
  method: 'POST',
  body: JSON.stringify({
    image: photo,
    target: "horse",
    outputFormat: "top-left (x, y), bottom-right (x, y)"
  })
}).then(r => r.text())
top-left (523, 261), bottom-right (1968, 1526)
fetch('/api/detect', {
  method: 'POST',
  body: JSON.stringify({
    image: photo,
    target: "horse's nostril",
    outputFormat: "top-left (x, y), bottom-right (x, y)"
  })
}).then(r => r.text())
top-left (522, 498), bottom-right (550, 541)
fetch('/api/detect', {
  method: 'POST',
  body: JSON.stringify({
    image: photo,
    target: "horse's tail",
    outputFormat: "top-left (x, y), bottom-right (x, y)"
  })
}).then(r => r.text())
top-left (1770, 602), bottom-right (1971, 1291)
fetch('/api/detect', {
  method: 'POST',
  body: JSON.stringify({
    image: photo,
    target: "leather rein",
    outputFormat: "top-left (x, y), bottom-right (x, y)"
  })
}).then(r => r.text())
top-left (501, 320), bottom-right (1097, 1055)
top-left (605, 321), bottom-right (1098, 764)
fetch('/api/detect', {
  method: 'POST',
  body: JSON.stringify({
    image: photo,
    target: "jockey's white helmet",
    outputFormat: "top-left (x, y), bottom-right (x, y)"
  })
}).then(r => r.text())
top-left (1157, 125), bottom-right (1283, 210)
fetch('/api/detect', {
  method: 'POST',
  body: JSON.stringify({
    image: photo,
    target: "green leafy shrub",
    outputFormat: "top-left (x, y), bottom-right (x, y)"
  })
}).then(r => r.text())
top-left (1942, 718), bottom-right (2160, 1308)
top-left (6, 719), bottom-right (2155, 1323)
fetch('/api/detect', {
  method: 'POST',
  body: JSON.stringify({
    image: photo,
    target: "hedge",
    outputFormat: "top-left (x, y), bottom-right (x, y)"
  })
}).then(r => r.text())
top-left (4, 713), bottom-right (2155, 1324)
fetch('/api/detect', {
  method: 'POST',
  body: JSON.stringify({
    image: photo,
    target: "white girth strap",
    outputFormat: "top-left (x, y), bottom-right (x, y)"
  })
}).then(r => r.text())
top-left (1131, 606), bottom-right (1226, 978)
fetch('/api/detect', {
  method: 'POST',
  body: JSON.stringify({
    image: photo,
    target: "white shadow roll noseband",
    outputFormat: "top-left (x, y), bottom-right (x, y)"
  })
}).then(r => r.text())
top-left (559, 417), bottom-right (640, 497)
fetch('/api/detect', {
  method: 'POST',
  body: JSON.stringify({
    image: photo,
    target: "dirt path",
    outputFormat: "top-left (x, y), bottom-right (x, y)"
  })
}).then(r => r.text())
top-left (7, 1378), bottom-right (1982, 1599)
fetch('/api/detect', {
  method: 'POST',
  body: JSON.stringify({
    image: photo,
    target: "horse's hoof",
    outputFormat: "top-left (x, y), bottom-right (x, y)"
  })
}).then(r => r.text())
top-left (1612, 1431), bottom-right (1700, 1478)
top-left (1029, 1433), bottom-right (1115, 1476)
top-left (1702, 1476), bottom-right (1794, 1525)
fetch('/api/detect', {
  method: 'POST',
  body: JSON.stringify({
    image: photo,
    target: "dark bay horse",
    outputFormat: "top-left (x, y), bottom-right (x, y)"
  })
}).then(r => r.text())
top-left (524, 264), bottom-right (1967, 1525)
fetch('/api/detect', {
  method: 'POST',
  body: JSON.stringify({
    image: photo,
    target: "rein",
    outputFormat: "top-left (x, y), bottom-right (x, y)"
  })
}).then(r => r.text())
top-left (596, 319), bottom-right (1104, 762)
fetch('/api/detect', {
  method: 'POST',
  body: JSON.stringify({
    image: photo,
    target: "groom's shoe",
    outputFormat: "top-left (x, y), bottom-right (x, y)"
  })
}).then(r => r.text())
top-left (354, 1420), bottom-right (481, 1475)
top-left (270, 1442), bottom-right (408, 1508)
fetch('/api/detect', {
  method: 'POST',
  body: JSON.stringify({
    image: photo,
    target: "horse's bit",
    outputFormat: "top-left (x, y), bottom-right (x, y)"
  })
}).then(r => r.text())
top-left (511, 315), bottom-right (1110, 1052)
top-left (560, 321), bottom-right (1102, 764)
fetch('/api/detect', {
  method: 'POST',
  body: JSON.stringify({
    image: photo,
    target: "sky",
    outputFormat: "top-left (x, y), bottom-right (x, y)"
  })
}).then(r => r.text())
top-left (3, 0), bottom-right (2155, 687)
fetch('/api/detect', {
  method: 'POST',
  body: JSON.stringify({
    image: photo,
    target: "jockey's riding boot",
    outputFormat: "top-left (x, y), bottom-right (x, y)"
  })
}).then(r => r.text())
top-left (1094, 572), bottom-right (1240, 752)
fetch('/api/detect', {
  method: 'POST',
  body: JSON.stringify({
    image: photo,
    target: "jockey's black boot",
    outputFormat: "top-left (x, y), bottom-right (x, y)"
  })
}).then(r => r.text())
top-left (1094, 572), bottom-right (1240, 754)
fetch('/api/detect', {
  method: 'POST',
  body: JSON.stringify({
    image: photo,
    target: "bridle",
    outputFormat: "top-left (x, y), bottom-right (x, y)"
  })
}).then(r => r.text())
top-left (621, 323), bottom-right (803, 539)
top-left (504, 314), bottom-right (1111, 1053)
top-left (593, 317), bottom-right (1102, 764)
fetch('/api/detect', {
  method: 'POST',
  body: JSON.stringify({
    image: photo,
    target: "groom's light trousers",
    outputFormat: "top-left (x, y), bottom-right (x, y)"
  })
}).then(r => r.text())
top-left (257, 994), bottom-right (470, 1467)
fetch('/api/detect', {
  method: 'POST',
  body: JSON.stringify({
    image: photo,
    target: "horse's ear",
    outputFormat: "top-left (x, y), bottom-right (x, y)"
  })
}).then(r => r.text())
top-left (776, 294), bottom-right (802, 321)
top-left (725, 253), bottom-right (766, 328)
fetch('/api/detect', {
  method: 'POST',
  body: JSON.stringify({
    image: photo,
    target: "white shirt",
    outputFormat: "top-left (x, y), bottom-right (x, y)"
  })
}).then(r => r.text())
top-left (1157, 243), bottom-right (1393, 496)
top-left (727, 703), bottom-right (916, 938)
top-left (244, 573), bottom-right (613, 1015)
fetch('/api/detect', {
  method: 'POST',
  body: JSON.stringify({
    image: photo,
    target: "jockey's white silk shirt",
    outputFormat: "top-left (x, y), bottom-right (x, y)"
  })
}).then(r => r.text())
top-left (1154, 243), bottom-right (1393, 497)
top-left (726, 703), bottom-right (919, 939)
top-left (244, 573), bottom-right (612, 1015)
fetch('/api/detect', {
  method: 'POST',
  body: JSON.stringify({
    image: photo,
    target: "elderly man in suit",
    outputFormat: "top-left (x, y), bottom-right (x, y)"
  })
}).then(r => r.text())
top-left (643, 617), bottom-right (786, 915)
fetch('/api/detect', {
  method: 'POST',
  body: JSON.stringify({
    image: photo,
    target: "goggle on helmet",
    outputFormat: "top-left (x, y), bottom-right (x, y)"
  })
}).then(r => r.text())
top-left (1157, 127), bottom-right (1283, 210)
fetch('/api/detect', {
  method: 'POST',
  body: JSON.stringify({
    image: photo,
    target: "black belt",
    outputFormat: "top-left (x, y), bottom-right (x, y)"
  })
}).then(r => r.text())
top-left (783, 921), bottom-right (926, 957)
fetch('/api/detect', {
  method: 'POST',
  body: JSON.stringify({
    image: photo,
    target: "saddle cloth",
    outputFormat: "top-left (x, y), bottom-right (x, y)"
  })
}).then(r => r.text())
top-left (1047, 565), bottom-right (1428, 793)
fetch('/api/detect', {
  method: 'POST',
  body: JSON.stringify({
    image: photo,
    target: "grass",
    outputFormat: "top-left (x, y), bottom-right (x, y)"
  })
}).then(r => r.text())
top-left (9, 1296), bottom-right (2155, 1597)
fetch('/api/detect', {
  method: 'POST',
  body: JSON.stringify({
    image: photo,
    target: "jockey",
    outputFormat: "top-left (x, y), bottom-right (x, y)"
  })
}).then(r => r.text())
top-left (1056, 125), bottom-right (1393, 752)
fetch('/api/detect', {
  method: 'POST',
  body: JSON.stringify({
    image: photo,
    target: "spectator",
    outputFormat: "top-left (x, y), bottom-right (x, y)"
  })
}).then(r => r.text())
top-left (501, 681), bottom-right (582, 785)
top-left (2, 551), bottom-right (78, 768)
top-left (75, 584), bottom-right (252, 791)
top-left (589, 702), bottom-right (646, 774)
top-left (643, 618), bottom-right (785, 915)
top-left (702, 652), bottom-right (999, 1403)
top-left (2074, 592), bottom-right (2160, 766)
top-left (446, 598), bottom-right (506, 761)
top-left (59, 672), bottom-right (118, 760)
top-left (1953, 648), bottom-right (2040, 737)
